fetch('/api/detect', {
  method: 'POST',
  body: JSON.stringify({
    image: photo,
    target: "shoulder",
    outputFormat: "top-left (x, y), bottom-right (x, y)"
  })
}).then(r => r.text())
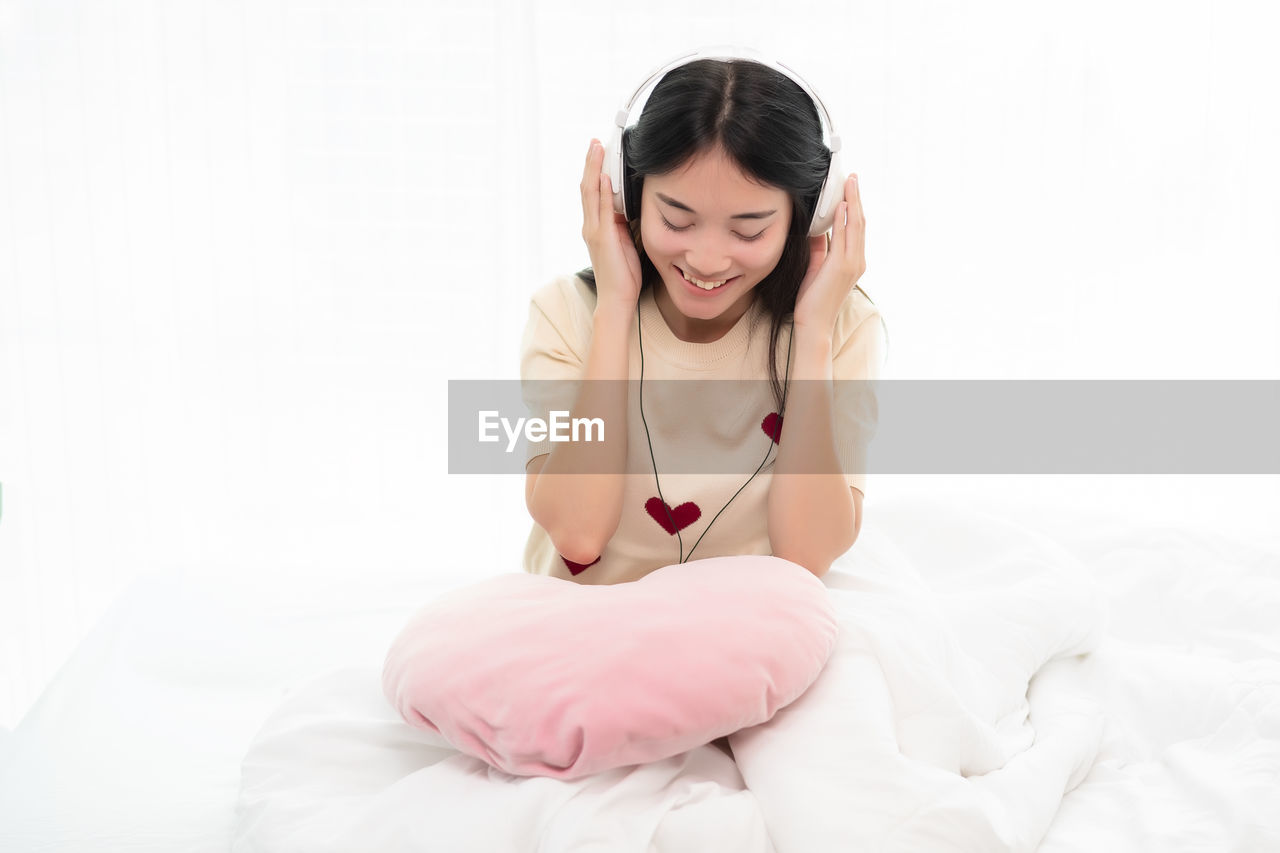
top-left (829, 287), bottom-right (888, 376)
top-left (529, 271), bottom-right (599, 323)
top-left (521, 271), bottom-right (600, 368)
top-left (831, 286), bottom-right (883, 348)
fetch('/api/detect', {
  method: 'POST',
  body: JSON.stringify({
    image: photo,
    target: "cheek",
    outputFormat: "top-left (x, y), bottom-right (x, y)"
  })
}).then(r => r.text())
top-left (748, 235), bottom-right (788, 271)
top-left (640, 222), bottom-right (682, 257)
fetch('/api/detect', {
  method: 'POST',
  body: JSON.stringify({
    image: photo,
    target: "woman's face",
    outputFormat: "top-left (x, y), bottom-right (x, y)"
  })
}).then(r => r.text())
top-left (639, 145), bottom-right (792, 342)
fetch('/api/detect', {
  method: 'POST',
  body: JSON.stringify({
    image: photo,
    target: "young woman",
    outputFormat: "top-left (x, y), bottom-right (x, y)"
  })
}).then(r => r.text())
top-left (521, 53), bottom-right (885, 585)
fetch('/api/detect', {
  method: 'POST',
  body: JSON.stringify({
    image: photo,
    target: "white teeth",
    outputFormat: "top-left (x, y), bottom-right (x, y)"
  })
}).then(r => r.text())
top-left (681, 269), bottom-right (728, 290)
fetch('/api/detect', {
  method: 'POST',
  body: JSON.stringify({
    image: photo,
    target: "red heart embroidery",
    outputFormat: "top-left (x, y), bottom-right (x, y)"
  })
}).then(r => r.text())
top-left (561, 554), bottom-right (600, 576)
top-left (645, 498), bottom-right (701, 535)
top-left (761, 412), bottom-right (783, 443)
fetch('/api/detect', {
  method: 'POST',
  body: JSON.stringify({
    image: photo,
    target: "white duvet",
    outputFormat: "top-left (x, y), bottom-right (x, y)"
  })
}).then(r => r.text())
top-left (232, 497), bottom-right (1280, 852)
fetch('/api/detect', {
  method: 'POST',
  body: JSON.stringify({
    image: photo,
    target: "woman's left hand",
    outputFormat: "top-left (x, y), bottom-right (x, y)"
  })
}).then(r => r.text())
top-left (793, 174), bottom-right (865, 338)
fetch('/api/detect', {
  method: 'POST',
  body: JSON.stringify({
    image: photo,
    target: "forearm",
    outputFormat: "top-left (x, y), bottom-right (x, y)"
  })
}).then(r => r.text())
top-left (767, 326), bottom-right (856, 577)
top-left (529, 303), bottom-right (632, 563)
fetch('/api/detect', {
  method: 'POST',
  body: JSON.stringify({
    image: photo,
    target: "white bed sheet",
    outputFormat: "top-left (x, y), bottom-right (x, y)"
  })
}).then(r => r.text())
top-left (1, 480), bottom-right (1277, 852)
top-left (0, 567), bottom-right (485, 852)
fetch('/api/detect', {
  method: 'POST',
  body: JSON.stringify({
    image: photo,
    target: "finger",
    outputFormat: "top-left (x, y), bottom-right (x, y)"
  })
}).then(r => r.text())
top-left (600, 170), bottom-right (613, 228)
top-left (846, 201), bottom-right (861, 263)
top-left (830, 201), bottom-right (846, 253)
top-left (582, 141), bottom-right (602, 228)
top-left (848, 176), bottom-right (865, 261)
top-left (839, 175), bottom-right (855, 251)
top-left (582, 139), bottom-right (599, 183)
top-left (844, 179), bottom-right (865, 272)
top-left (581, 142), bottom-right (594, 224)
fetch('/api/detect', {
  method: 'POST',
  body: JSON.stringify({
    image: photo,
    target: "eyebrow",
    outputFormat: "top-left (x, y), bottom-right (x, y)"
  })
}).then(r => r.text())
top-left (655, 193), bottom-right (777, 220)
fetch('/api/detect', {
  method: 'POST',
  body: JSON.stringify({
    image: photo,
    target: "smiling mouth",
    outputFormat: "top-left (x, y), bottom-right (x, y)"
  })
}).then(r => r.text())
top-left (678, 267), bottom-right (735, 290)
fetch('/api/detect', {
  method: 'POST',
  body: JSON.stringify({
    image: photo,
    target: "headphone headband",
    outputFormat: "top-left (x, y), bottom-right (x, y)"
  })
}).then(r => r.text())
top-left (603, 45), bottom-right (845, 237)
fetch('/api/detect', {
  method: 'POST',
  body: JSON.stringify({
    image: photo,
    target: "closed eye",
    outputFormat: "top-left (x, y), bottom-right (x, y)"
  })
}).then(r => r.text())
top-left (660, 216), bottom-right (766, 242)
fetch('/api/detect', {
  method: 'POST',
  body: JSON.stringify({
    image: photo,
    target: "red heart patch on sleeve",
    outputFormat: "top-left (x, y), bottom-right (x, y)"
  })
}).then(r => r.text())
top-left (561, 555), bottom-right (601, 576)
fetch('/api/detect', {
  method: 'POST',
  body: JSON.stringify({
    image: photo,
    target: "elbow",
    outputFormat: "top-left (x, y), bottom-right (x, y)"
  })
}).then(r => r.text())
top-left (772, 545), bottom-right (834, 580)
top-left (554, 534), bottom-right (605, 568)
top-left (527, 505), bottom-right (606, 567)
top-left (536, 516), bottom-right (606, 566)
top-left (828, 519), bottom-right (861, 572)
top-left (528, 509), bottom-right (615, 570)
top-left (803, 558), bottom-right (835, 580)
top-left (774, 528), bottom-right (857, 580)
top-left (807, 559), bottom-right (834, 580)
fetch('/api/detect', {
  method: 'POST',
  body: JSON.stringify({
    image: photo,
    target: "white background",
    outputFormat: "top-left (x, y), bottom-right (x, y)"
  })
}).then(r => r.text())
top-left (1, 0), bottom-right (1277, 730)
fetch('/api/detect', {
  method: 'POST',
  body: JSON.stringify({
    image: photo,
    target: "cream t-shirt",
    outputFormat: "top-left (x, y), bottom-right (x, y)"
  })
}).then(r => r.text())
top-left (519, 272), bottom-right (885, 585)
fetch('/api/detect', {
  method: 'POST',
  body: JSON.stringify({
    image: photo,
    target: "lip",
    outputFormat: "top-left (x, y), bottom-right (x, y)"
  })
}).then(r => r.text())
top-left (675, 266), bottom-right (738, 296)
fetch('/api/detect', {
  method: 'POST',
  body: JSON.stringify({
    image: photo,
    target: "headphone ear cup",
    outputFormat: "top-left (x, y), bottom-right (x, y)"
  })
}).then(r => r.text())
top-left (808, 147), bottom-right (843, 237)
top-left (603, 127), bottom-right (627, 218)
top-left (621, 129), bottom-right (641, 221)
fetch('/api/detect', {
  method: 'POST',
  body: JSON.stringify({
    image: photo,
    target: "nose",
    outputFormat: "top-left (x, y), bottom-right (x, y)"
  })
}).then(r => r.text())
top-left (685, 234), bottom-right (733, 281)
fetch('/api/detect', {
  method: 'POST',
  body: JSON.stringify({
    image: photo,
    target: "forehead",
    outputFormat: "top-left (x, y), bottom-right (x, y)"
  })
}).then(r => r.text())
top-left (645, 146), bottom-right (788, 206)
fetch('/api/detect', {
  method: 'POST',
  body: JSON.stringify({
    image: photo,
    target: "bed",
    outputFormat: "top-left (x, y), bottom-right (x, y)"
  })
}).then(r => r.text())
top-left (1, 477), bottom-right (1277, 852)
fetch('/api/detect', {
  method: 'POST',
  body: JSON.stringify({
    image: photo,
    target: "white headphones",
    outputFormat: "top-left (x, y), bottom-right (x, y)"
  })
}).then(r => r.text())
top-left (602, 45), bottom-right (845, 238)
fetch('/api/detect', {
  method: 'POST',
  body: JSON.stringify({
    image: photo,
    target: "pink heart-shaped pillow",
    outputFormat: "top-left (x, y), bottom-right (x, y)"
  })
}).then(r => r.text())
top-left (381, 555), bottom-right (837, 779)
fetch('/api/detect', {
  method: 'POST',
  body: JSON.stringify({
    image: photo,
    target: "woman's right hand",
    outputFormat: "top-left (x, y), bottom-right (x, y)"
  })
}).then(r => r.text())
top-left (581, 139), bottom-right (643, 312)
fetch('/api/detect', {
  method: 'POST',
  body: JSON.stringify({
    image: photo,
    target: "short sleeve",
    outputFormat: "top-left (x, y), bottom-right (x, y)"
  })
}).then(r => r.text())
top-left (830, 292), bottom-right (886, 495)
top-left (519, 275), bottom-right (595, 467)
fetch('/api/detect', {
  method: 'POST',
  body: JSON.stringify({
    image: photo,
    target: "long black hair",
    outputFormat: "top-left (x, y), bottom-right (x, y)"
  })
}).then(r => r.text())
top-left (576, 58), bottom-right (881, 410)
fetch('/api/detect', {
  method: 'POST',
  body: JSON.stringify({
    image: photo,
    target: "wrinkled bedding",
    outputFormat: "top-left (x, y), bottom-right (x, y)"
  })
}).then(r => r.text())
top-left (231, 499), bottom-right (1280, 852)
top-left (3, 488), bottom-right (1277, 852)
